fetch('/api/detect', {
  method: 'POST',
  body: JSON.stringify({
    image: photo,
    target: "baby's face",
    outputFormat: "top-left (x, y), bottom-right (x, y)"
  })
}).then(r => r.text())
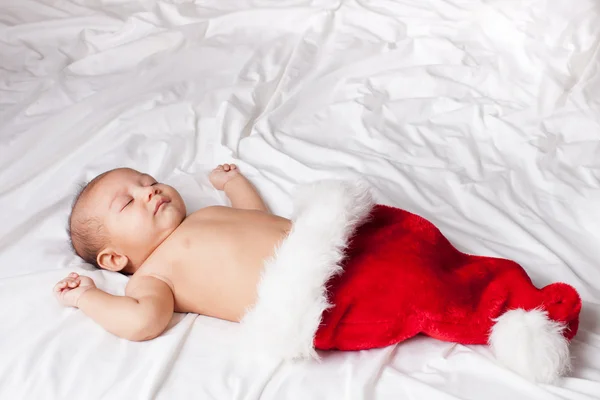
top-left (87, 168), bottom-right (186, 266)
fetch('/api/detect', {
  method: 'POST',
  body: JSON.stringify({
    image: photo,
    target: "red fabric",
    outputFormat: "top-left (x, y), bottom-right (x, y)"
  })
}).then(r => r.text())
top-left (314, 205), bottom-right (581, 351)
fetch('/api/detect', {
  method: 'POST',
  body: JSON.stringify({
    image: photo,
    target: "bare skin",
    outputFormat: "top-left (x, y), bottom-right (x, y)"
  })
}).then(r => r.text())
top-left (54, 164), bottom-right (291, 341)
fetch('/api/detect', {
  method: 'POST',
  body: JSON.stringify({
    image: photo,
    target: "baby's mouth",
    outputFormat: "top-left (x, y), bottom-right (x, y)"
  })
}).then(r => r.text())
top-left (154, 198), bottom-right (170, 215)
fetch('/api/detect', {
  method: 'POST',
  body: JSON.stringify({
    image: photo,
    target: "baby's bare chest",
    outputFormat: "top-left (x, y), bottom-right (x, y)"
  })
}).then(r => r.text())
top-left (138, 209), bottom-right (291, 317)
top-left (170, 209), bottom-right (291, 260)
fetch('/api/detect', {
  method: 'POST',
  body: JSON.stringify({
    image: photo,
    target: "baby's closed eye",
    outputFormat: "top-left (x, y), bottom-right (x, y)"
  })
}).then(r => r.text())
top-left (122, 197), bottom-right (133, 211)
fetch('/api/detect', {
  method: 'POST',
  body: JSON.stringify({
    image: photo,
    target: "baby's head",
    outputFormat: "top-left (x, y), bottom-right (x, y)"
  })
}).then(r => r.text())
top-left (68, 168), bottom-right (186, 273)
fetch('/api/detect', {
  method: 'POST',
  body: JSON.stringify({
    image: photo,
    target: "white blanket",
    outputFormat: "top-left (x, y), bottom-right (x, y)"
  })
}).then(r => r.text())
top-left (1, 0), bottom-right (599, 398)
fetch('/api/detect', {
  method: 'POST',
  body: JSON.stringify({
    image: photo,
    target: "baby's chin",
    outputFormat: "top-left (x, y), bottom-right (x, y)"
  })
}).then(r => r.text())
top-left (158, 201), bottom-right (186, 224)
top-left (160, 211), bottom-right (186, 232)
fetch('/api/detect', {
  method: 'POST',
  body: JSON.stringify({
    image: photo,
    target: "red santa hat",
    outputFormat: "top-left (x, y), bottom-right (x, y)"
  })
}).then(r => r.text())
top-left (240, 181), bottom-right (581, 384)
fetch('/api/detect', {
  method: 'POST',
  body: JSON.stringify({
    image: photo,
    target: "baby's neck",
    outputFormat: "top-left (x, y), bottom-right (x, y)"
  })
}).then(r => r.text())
top-left (124, 251), bottom-right (153, 274)
top-left (124, 235), bottom-right (173, 274)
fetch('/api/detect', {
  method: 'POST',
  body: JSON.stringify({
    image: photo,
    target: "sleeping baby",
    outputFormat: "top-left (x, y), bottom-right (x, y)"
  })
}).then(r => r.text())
top-left (55, 165), bottom-right (581, 383)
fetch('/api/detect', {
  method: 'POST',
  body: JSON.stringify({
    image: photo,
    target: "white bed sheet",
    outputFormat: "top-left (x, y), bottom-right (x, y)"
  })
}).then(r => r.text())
top-left (1, 0), bottom-right (600, 398)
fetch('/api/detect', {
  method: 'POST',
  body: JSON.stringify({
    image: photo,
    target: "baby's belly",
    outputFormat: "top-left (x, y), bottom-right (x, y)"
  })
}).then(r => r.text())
top-left (171, 260), bottom-right (263, 321)
top-left (169, 226), bottom-right (289, 321)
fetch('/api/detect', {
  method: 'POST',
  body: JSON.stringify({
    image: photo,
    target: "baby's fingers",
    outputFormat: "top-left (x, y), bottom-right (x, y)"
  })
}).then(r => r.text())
top-left (67, 278), bottom-right (80, 288)
top-left (54, 280), bottom-right (68, 292)
top-left (54, 277), bottom-right (79, 292)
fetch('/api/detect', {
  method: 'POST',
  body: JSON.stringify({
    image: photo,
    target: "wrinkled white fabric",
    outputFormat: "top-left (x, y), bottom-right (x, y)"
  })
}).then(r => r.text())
top-left (1, 0), bottom-right (599, 398)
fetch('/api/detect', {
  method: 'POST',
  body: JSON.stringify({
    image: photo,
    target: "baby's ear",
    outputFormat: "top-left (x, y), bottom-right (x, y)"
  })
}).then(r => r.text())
top-left (97, 248), bottom-right (128, 272)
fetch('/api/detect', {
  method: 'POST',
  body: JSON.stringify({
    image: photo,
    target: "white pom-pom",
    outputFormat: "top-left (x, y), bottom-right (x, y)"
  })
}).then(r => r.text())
top-left (489, 308), bottom-right (570, 383)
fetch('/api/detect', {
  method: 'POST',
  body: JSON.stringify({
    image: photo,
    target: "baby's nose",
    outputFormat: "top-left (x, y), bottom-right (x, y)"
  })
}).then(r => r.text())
top-left (143, 186), bottom-right (159, 201)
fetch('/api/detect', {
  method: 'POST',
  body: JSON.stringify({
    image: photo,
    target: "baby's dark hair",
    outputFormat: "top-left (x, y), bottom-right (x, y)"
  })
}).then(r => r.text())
top-left (67, 171), bottom-right (110, 268)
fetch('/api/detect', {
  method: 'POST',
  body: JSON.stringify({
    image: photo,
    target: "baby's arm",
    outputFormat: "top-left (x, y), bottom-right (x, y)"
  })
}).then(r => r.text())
top-left (209, 164), bottom-right (269, 212)
top-left (54, 273), bottom-right (174, 341)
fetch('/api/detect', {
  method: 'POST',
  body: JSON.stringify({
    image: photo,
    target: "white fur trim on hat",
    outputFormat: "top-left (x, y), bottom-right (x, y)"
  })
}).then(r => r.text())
top-left (238, 180), bottom-right (374, 360)
top-left (489, 308), bottom-right (570, 383)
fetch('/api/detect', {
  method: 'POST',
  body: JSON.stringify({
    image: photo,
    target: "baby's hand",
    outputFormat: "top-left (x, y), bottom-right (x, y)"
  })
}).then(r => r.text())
top-left (209, 164), bottom-right (241, 191)
top-left (53, 272), bottom-right (96, 308)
